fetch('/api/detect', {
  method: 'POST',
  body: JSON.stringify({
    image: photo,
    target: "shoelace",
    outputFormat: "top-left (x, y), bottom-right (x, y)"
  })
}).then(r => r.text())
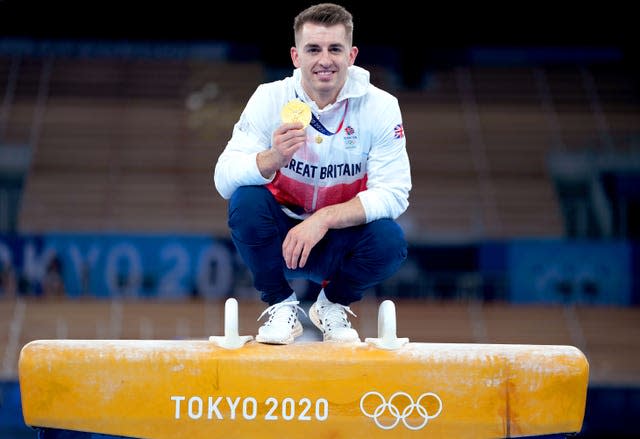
top-left (258, 300), bottom-right (307, 326)
top-left (319, 303), bottom-right (357, 331)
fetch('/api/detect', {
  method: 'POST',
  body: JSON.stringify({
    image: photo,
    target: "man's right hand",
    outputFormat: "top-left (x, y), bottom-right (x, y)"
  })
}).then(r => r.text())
top-left (257, 123), bottom-right (306, 179)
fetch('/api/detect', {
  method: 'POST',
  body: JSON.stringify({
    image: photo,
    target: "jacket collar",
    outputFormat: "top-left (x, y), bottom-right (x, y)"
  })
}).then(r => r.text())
top-left (292, 65), bottom-right (370, 113)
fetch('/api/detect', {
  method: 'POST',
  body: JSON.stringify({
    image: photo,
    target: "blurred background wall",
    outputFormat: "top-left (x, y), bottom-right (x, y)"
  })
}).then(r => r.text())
top-left (0, 1), bottom-right (638, 437)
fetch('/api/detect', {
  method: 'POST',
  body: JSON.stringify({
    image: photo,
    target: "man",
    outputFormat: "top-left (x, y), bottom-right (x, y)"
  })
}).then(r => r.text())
top-left (214, 3), bottom-right (411, 344)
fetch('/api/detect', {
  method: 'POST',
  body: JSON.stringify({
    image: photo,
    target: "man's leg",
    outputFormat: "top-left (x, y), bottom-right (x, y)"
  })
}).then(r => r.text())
top-left (305, 219), bottom-right (407, 342)
top-left (228, 186), bottom-right (306, 345)
top-left (309, 219), bottom-right (408, 305)
top-left (228, 185), bottom-right (296, 305)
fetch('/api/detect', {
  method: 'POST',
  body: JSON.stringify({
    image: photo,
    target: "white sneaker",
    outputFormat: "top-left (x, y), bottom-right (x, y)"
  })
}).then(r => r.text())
top-left (256, 296), bottom-right (306, 345)
top-left (309, 291), bottom-right (360, 343)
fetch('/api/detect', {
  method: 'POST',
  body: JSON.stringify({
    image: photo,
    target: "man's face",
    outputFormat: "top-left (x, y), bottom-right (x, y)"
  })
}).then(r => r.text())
top-left (291, 22), bottom-right (358, 105)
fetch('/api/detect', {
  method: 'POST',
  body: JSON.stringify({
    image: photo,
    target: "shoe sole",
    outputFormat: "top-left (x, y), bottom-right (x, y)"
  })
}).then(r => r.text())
top-left (256, 322), bottom-right (303, 345)
top-left (309, 302), bottom-right (361, 343)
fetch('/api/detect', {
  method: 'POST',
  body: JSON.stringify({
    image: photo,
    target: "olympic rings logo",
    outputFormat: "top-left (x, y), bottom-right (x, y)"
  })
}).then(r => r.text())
top-left (359, 391), bottom-right (443, 430)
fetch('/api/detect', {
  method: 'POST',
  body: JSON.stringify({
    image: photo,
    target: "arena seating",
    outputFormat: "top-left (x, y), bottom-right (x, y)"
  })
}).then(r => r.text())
top-left (398, 63), bottom-right (638, 241)
top-left (6, 55), bottom-right (263, 235)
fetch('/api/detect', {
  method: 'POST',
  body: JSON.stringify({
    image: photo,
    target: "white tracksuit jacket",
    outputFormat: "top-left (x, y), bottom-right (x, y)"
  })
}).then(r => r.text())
top-left (214, 65), bottom-right (411, 223)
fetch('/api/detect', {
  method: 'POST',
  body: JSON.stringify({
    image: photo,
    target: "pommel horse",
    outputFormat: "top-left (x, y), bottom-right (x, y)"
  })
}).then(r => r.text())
top-left (19, 299), bottom-right (588, 438)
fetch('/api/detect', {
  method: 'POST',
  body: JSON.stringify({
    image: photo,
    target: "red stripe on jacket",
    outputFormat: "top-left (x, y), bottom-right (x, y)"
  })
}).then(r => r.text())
top-left (266, 172), bottom-right (367, 215)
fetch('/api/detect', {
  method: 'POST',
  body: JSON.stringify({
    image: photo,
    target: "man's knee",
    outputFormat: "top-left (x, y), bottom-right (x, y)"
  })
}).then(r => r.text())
top-left (366, 219), bottom-right (407, 263)
top-left (228, 186), bottom-right (271, 229)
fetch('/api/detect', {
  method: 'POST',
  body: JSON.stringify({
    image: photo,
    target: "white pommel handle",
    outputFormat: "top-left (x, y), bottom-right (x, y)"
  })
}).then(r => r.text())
top-left (365, 300), bottom-right (409, 350)
top-left (209, 298), bottom-right (253, 349)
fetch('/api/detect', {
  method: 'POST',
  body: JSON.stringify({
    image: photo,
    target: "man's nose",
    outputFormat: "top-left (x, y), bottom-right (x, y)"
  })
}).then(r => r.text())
top-left (318, 49), bottom-right (332, 65)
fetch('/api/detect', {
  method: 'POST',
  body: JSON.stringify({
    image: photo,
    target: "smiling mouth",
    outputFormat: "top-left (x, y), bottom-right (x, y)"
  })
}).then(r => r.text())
top-left (315, 71), bottom-right (334, 80)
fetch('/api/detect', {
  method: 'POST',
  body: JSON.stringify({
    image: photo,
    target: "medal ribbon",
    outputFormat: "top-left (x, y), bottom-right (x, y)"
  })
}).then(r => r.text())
top-left (310, 100), bottom-right (349, 136)
top-left (295, 93), bottom-right (349, 136)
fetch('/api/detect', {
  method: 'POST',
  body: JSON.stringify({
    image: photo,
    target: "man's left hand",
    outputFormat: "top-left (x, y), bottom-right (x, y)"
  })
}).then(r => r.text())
top-left (282, 215), bottom-right (328, 270)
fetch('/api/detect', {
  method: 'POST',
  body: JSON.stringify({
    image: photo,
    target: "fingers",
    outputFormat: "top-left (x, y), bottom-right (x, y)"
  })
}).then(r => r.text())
top-left (282, 233), bottom-right (301, 269)
top-left (274, 124), bottom-right (306, 149)
top-left (274, 123), bottom-right (305, 144)
top-left (297, 245), bottom-right (311, 268)
top-left (282, 216), bottom-right (328, 270)
top-left (271, 123), bottom-right (306, 169)
top-left (282, 232), bottom-right (312, 270)
top-left (277, 122), bottom-right (305, 133)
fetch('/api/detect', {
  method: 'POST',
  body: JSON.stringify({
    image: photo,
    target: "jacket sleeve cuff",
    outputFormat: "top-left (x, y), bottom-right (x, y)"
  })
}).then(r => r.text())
top-left (356, 191), bottom-right (379, 223)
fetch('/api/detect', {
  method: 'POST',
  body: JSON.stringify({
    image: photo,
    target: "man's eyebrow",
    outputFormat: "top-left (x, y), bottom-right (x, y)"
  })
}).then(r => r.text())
top-left (303, 43), bottom-right (346, 50)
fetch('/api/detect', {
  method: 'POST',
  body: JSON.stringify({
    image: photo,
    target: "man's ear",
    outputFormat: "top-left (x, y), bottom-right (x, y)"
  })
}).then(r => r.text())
top-left (349, 46), bottom-right (359, 66)
top-left (291, 47), bottom-right (300, 68)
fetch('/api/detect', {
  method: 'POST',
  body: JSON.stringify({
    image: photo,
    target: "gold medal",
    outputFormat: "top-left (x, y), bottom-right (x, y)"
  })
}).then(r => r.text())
top-left (315, 135), bottom-right (323, 144)
top-left (280, 98), bottom-right (312, 128)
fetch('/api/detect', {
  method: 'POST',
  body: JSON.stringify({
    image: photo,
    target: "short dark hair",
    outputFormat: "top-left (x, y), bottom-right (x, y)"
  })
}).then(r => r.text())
top-left (293, 3), bottom-right (354, 46)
